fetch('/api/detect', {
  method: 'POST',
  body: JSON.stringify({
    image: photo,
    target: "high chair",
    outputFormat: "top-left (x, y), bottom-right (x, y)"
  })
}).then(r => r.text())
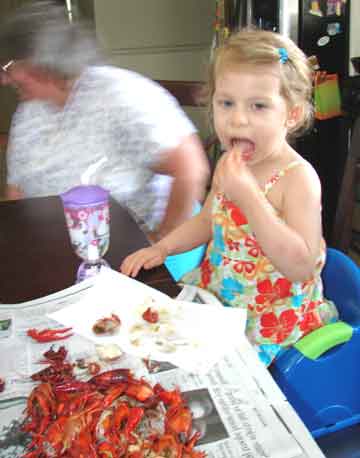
top-left (270, 247), bottom-right (360, 438)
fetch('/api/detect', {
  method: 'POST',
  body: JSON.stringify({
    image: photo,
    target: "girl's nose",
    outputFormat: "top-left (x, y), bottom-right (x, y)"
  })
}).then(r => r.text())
top-left (230, 108), bottom-right (248, 126)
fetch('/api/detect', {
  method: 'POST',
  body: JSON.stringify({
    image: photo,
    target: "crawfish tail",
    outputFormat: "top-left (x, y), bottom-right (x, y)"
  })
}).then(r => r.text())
top-left (88, 368), bottom-right (132, 388)
top-left (53, 379), bottom-right (90, 393)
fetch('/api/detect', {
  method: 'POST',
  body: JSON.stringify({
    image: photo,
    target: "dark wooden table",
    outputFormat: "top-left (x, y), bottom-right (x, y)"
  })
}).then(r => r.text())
top-left (0, 196), bottom-right (180, 303)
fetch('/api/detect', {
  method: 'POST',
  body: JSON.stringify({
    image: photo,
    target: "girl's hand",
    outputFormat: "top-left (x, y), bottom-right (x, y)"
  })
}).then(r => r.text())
top-left (120, 243), bottom-right (169, 278)
top-left (213, 148), bottom-right (258, 205)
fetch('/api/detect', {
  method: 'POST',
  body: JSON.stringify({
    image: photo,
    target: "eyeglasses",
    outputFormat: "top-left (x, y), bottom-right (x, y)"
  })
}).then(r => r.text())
top-left (1, 60), bottom-right (14, 73)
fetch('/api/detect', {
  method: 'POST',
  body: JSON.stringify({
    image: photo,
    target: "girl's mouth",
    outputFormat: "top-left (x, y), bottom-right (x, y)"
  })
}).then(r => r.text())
top-left (230, 138), bottom-right (255, 161)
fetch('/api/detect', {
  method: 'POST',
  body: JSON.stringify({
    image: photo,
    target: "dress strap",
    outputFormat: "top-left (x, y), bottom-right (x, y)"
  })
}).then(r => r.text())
top-left (264, 160), bottom-right (302, 196)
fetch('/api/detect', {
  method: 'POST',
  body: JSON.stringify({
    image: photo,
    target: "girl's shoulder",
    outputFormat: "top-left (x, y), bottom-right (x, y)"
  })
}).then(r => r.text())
top-left (280, 155), bottom-right (322, 201)
top-left (283, 155), bottom-right (320, 185)
top-left (264, 152), bottom-right (321, 208)
top-left (272, 147), bottom-right (320, 185)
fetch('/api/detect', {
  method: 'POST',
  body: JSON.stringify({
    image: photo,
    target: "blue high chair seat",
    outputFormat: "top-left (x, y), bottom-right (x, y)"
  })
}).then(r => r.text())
top-left (164, 201), bottom-right (206, 281)
top-left (270, 248), bottom-right (360, 438)
top-left (164, 244), bottom-right (206, 281)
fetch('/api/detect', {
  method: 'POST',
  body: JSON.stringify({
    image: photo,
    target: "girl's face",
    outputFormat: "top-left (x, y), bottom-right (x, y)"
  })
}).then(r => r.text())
top-left (212, 63), bottom-right (297, 166)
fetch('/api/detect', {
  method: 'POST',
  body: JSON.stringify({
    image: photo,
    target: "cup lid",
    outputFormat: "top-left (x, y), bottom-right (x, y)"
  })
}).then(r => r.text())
top-left (60, 185), bottom-right (109, 206)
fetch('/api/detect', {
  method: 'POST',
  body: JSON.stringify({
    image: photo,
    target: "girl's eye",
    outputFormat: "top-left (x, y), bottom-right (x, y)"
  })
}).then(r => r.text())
top-left (223, 100), bottom-right (233, 107)
top-left (252, 102), bottom-right (267, 110)
top-left (217, 99), bottom-right (233, 108)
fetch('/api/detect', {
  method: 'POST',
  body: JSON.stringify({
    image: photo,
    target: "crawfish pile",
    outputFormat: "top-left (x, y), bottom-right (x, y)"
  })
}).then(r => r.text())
top-left (23, 346), bottom-right (206, 458)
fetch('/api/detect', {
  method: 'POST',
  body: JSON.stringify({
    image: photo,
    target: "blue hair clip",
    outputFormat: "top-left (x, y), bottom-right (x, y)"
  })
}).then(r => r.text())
top-left (278, 47), bottom-right (288, 64)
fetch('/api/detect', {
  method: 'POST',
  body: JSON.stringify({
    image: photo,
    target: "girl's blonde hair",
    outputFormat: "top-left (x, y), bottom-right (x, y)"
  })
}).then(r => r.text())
top-left (206, 28), bottom-right (314, 137)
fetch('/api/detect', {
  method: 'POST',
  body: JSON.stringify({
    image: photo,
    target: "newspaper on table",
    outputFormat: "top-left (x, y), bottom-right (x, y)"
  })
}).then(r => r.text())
top-left (0, 270), bottom-right (325, 458)
top-left (47, 269), bottom-right (247, 374)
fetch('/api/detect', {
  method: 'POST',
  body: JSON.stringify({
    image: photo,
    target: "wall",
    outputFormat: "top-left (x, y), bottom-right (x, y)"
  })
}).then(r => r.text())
top-left (94, 0), bottom-right (214, 138)
top-left (94, 0), bottom-right (214, 80)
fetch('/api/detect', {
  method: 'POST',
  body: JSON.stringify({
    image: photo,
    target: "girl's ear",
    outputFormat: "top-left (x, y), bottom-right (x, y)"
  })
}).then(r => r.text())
top-left (286, 105), bottom-right (303, 130)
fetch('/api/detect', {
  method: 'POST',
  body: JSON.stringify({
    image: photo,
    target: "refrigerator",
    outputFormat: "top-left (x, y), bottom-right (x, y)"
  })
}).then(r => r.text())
top-left (228, 0), bottom-right (351, 244)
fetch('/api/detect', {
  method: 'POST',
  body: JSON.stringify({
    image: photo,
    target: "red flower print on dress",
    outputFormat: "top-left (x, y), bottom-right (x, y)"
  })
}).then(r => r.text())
top-left (227, 239), bottom-right (240, 251)
top-left (230, 207), bottom-right (247, 226)
top-left (255, 278), bottom-right (292, 307)
top-left (244, 236), bottom-right (262, 257)
top-left (200, 259), bottom-right (212, 288)
top-left (223, 200), bottom-right (248, 226)
top-left (260, 309), bottom-right (298, 343)
top-left (299, 302), bottom-right (322, 334)
top-left (234, 260), bottom-right (256, 275)
top-left (223, 256), bottom-right (231, 266)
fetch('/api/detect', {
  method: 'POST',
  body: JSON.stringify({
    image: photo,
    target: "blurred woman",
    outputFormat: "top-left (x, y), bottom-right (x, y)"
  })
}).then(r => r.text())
top-left (0, 1), bottom-right (209, 239)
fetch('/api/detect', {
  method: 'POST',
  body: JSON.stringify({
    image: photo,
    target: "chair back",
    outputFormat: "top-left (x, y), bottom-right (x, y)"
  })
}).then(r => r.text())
top-left (155, 80), bottom-right (204, 107)
top-left (155, 80), bottom-right (217, 153)
top-left (332, 116), bottom-right (360, 251)
top-left (322, 248), bottom-right (360, 326)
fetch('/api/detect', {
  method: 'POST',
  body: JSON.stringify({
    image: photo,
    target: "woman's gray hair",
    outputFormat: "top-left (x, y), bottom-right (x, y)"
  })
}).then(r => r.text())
top-left (0, 0), bottom-right (103, 78)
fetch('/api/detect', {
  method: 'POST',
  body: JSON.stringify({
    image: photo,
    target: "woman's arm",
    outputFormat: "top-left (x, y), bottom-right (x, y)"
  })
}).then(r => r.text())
top-left (159, 190), bottom-right (214, 254)
top-left (151, 133), bottom-right (210, 238)
top-left (121, 190), bottom-right (214, 277)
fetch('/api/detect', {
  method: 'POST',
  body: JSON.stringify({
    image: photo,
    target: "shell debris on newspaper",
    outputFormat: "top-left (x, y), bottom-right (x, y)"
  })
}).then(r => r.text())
top-left (48, 268), bottom-right (246, 374)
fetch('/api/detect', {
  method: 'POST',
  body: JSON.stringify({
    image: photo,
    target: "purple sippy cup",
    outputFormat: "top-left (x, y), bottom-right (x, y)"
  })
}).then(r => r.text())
top-left (60, 185), bottom-right (110, 282)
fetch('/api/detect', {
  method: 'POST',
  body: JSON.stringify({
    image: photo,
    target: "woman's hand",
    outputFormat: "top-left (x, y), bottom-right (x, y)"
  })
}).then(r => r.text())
top-left (120, 243), bottom-right (169, 278)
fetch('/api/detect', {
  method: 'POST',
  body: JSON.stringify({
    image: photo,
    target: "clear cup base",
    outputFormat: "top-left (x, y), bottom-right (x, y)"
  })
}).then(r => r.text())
top-left (76, 258), bottom-right (110, 283)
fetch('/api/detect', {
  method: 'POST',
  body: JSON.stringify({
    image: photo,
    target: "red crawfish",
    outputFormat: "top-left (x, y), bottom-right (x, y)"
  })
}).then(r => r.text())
top-left (142, 307), bottom-right (159, 323)
top-left (27, 327), bottom-right (73, 343)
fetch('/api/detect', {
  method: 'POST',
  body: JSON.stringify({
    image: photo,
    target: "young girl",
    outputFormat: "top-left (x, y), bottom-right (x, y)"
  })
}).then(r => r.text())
top-left (121, 29), bottom-right (338, 366)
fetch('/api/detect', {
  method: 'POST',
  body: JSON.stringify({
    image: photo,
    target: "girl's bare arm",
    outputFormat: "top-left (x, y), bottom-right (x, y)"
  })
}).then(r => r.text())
top-left (239, 164), bottom-right (322, 282)
top-left (121, 190), bottom-right (213, 277)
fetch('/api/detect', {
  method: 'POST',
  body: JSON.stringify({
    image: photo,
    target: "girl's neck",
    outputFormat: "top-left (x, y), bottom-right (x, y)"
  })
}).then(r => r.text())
top-left (248, 142), bottom-right (294, 171)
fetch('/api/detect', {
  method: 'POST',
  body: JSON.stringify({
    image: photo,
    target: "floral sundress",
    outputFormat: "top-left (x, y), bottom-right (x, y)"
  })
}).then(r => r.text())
top-left (181, 161), bottom-right (339, 366)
